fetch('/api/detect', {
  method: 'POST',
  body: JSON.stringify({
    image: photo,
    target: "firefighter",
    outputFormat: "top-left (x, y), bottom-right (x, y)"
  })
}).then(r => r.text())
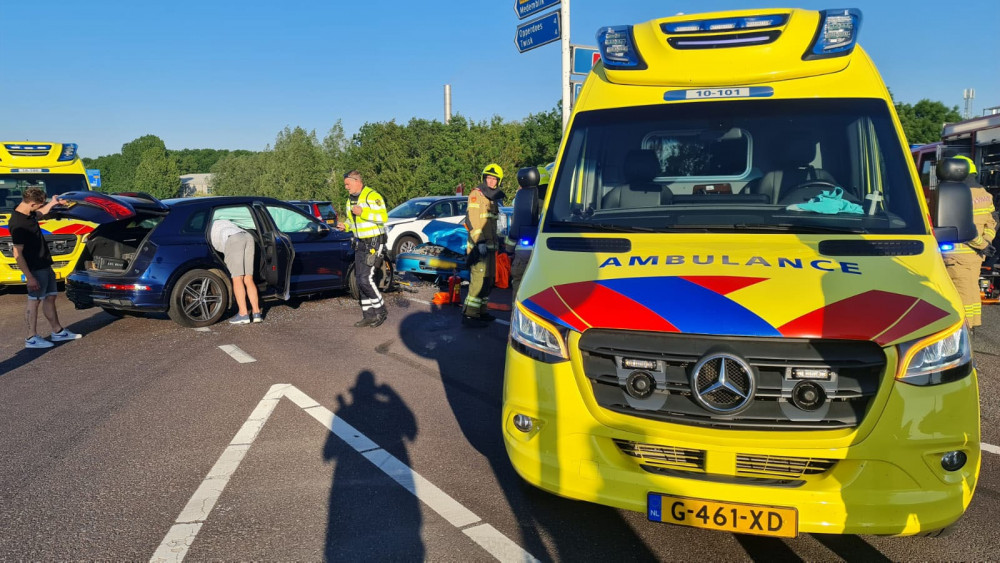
top-left (462, 163), bottom-right (504, 327)
top-left (339, 170), bottom-right (389, 327)
top-left (942, 155), bottom-right (997, 331)
top-left (504, 164), bottom-right (551, 299)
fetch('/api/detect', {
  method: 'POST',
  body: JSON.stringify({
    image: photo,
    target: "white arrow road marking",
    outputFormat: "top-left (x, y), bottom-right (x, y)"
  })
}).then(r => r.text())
top-left (218, 344), bottom-right (255, 363)
top-left (151, 384), bottom-right (538, 563)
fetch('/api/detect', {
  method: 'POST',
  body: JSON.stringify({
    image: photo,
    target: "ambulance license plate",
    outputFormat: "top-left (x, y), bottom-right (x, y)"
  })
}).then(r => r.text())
top-left (648, 493), bottom-right (797, 537)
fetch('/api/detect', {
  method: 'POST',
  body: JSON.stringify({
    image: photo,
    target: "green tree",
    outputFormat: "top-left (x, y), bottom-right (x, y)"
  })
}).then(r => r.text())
top-left (895, 98), bottom-right (962, 144)
top-left (210, 126), bottom-right (328, 200)
top-left (133, 147), bottom-right (181, 199)
top-left (519, 104), bottom-right (562, 167)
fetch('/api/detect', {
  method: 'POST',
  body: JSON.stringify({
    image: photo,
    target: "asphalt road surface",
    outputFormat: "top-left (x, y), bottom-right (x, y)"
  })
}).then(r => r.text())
top-left (1, 281), bottom-right (999, 561)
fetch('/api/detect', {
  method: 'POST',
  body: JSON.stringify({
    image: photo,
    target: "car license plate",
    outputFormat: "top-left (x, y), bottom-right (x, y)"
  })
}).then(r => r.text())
top-left (648, 493), bottom-right (797, 537)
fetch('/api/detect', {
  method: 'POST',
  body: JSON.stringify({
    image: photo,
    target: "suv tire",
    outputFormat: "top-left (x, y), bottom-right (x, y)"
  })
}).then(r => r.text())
top-left (168, 268), bottom-right (229, 327)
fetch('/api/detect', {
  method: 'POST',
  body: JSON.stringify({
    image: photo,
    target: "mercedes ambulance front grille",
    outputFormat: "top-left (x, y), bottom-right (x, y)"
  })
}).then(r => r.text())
top-left (580, 330), bottom-right (885, 431)
top-left (613, 439), bottom-right (705, 471)
top-left (736, 454), bottom-right (837, 478)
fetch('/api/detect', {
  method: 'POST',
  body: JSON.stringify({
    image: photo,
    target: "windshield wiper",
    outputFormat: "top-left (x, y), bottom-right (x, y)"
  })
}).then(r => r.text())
top-left (550, 220), bottom-right (657, 233)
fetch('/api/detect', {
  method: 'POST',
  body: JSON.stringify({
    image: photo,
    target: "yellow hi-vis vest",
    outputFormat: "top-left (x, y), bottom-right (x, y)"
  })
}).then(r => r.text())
top-left (345, 186), bottom-right (388, 239)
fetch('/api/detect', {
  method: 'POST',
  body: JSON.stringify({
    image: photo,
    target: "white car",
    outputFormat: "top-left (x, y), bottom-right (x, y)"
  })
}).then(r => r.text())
top-left (386, 196), bottom-right (468, 257)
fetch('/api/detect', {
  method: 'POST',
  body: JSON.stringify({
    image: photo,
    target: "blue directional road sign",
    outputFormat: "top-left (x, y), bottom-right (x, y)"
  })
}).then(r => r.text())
top-left (571, 45), bottom-right (600, 75)
top-left (515, 11), bottom-right (560, 54)
top-left (86, 169), bottom-right (101, 188)
top-left (514, 0), bottom-right (560, 20)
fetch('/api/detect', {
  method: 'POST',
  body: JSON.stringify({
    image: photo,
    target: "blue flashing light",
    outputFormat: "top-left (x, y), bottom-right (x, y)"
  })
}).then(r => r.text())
top-left (662, 14), bottom-right (787, 34)
top-left (57, 143), bottom-right (78, 161)
top-left (519, 237), bottom-right (534, 247)
top-left (806, 8), bottom-right (862, 59)
top-left (597, 26), bottom-right (646, 70)
top-left (939, 243), bottom-right (955, 252)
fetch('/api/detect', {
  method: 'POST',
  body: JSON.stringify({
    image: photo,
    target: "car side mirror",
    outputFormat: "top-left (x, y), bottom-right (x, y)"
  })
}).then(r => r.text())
top-left (933, 158), bottom-right (977, 244)
top-left (315, 222), bottom-right (331, 235)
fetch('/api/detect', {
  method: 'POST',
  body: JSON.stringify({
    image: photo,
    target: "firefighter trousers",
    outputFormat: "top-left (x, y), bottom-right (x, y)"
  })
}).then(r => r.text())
top-left (944, 252), bottom-right (983, 328)
top-left (355, 235), bottom-right (386, 320)
top-left (463, 252), bottom-right (496, 317)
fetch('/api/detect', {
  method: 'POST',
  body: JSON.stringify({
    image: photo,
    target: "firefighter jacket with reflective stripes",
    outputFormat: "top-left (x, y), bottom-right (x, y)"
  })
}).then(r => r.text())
top-left (465, 184), bottom-right (500, 251)
top-left (942, 185), bottom-right (997, 257)
top-left (344, 186), bottom-right (388, 239)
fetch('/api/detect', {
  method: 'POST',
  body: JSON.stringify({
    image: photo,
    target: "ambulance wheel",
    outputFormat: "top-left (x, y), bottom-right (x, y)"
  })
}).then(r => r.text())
top-left (168, 269), bottom-right (228, 327)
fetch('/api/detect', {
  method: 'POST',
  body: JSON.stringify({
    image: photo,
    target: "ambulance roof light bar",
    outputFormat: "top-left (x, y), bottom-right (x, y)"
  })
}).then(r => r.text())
top-left (596, 26), bottom-right (647, 71)
top-left (57, 143), bottom-right (78, 162)
top-left (804, 8), bottom-right (862, 60)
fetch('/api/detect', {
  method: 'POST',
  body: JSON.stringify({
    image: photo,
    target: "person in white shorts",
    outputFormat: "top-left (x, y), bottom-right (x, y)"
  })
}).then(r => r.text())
top-left (210, 219), bottom-right (262, 324)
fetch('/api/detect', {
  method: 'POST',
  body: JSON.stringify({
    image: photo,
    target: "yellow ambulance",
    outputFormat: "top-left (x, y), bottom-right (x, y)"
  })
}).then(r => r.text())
top-left (0, 142), bottom-right (96, 287)
top-left (504, 8), bottom-right (980, 537)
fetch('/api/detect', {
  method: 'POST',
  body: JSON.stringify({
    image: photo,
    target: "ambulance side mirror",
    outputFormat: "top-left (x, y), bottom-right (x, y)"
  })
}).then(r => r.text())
top-left (933, 158), bottom-right (977, 244)
top-left (512, 167), bottom-right (542, 241)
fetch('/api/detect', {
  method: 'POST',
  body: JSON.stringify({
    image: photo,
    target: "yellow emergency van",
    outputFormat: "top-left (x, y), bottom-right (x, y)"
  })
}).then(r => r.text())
top-left (504, 8), bottom-right (981, 537)
top-left (0, 142), bottom-right (96, 287)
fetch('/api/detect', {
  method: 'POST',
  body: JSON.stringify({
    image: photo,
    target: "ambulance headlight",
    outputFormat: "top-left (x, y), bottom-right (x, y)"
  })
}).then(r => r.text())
top-left (57, 143), bottom-right (78, 161)
top-left (897, 323), bottom-right (973, 386)
top-left (805, 8), bottom-right (862, 59)
top-left (597, 26), bottom-right (646, 70)
top-left (511, 304), bottom-right (569, 362)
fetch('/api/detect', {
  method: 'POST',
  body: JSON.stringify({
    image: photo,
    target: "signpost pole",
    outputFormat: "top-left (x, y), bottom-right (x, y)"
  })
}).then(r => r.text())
top-left (561, 0), bottom-right (570, 131)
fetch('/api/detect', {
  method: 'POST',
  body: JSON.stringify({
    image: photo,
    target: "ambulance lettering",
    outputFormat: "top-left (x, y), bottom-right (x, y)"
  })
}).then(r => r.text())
top-left (600, 254), bottom-right (863, 274)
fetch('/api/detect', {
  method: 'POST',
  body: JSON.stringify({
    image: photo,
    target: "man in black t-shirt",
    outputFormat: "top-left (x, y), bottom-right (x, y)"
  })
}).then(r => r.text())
top-left (10, 186), bottom-right (82, 349)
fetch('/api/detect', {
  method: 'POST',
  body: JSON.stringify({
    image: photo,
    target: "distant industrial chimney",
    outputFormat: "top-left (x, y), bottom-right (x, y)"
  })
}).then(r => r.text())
top-left (444, 84), bottom-right (452, 124)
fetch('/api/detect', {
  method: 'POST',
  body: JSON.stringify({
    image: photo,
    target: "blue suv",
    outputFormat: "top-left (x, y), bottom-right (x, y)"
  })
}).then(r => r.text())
top-left (59, 192), bottom-right (391, 326)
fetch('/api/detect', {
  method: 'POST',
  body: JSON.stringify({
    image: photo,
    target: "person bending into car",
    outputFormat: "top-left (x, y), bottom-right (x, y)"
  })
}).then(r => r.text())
top-left (210, 219), bottom-right (262, 324)
top-left (338, 170), bottom-right (389, 328)
top-left (10, 186), bottom-right (82, 348)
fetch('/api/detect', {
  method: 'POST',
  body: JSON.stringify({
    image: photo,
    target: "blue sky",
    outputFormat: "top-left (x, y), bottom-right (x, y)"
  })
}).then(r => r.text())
top-left (3, 0), bottom-right (997, 158)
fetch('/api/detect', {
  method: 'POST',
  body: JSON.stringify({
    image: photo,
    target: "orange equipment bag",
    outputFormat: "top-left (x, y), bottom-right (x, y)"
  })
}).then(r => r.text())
top-left (495, 251), bottom-right (511, 289)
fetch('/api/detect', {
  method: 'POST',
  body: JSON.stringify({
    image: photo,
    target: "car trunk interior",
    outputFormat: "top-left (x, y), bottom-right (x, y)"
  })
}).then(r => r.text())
top-left (80, 215), bottom-right (163, 273)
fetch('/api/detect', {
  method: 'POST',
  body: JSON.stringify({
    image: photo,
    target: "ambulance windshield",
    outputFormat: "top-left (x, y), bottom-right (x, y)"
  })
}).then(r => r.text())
top-left (545, 98), bottom-right (924, 235)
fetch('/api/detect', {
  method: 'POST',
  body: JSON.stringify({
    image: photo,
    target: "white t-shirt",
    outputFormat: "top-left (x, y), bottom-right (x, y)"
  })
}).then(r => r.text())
top-left (210, 219), bottom-right (245, 252)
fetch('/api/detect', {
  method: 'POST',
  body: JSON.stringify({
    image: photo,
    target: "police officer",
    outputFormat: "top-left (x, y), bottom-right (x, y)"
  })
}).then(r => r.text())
top-left (463, 163), bottom-right (504, 327)
top-left (504, 164), bottom-right (551, 299)
top-left (340, 170), bottom-right (389, 327)
top-left (943, 155), bottom-right (997, 331)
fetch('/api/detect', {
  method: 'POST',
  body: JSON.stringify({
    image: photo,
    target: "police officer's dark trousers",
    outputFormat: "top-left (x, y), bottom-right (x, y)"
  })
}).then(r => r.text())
top-left (355, 234), bottom-right (387, 320)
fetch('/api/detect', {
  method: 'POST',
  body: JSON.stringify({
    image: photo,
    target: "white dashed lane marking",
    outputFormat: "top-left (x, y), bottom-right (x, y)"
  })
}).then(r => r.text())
top-left (151, 384), bottom-right (537, 562)
top-left (983, 443), bottom-right (1000, 456)
top-left (218, 345), bottom-right (255, 364)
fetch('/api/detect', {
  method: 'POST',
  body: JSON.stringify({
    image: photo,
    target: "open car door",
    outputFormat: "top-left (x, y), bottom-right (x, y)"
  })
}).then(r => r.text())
top-left (253, 202), bottom-right (294, 300)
